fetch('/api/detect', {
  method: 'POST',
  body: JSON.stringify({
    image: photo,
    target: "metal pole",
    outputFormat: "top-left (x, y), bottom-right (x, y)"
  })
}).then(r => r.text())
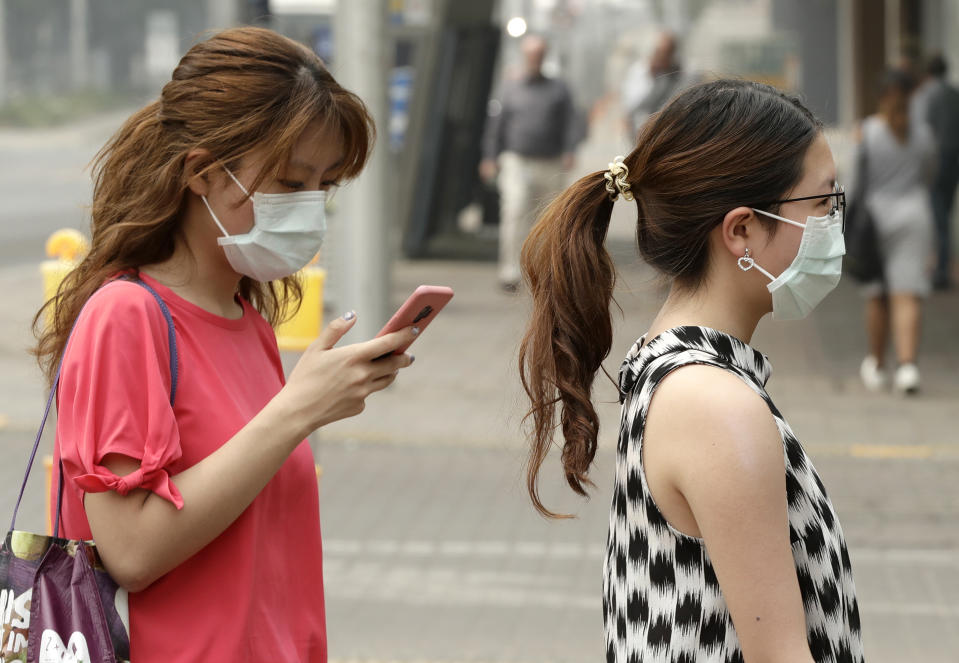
top-left (207, 0), bottom-right (238, 30)
top-left (837, 0), bottom-right (856, 127)
top-left (332, 0), bottom-right (391, 341)
top-left (0, 0), bottom-right (7, 106)
top-left (942, 0), bottom-right (959, 86)
top-left (884, 0), bottom-right (901, 66)
top-left (69, 0), bottom-right (89, 90)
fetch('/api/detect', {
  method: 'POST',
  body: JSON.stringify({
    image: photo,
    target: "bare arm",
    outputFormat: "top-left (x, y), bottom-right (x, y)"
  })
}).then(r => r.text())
top-left (645, 366), bottom-right (815, 663)
top-left (84, 314), bottom-right (415, 592)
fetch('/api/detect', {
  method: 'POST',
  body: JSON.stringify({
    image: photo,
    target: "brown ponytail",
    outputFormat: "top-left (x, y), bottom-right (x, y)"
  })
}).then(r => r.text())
top-left (519, 171), bottom-right (617, 518)
top-left (519, 79), bottom-right (822, 517)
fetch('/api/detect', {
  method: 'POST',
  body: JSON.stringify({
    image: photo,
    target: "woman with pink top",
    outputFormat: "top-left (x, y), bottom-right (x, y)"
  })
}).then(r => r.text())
top-left (34, 27), bottom-right (414, 661)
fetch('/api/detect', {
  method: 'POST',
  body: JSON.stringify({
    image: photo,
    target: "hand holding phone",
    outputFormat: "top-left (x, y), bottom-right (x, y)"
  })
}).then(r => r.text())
top-left (374, 285), bottom-right (454, 358)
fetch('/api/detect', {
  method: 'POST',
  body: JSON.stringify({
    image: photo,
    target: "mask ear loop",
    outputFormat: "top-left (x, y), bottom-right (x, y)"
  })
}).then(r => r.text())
top-left (737, 248), bottom-right (777, 281)
top-left (201, 195), bottom-right (232, 238)
top-left (201, 165), bottom-right (251, 239)
top-left (223, 166), bottom-right (252, 197)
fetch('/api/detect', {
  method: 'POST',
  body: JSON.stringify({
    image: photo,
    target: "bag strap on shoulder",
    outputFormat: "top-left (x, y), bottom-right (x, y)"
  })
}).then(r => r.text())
top-left (9, 276), bottom-right (178, 535)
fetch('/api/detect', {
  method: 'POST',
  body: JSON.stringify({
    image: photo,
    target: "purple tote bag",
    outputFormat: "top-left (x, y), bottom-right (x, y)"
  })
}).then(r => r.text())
top-left (1, 531), bottom-right (128, 662)
top-left (2, 277), bottom-right (177, 662)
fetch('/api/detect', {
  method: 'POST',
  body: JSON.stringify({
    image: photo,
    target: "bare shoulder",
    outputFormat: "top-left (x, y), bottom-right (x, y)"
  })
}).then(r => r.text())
top-left (647, 366), bottom-right (813, 658)
top-left (645, 363), bottom-right (784, 489)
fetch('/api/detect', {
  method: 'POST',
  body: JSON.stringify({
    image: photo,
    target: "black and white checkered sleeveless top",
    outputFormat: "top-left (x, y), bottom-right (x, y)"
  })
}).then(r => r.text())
top-left (604, 326), bottom-right (864, 663)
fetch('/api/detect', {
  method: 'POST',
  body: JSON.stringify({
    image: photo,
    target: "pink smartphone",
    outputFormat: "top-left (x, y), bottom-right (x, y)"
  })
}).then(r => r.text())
top-left (374, 285), bottom-right (454, 357)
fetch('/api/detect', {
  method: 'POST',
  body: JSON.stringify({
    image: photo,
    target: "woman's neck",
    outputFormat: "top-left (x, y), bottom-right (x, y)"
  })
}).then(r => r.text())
top-left (141, 230), bottom-right (245, 320)
top-left (645, 281), bottom-right (766, 346)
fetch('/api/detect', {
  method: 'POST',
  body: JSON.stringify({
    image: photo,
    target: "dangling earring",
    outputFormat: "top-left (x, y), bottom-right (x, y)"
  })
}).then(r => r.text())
top-left (737, 248), bottom-right (755, 272)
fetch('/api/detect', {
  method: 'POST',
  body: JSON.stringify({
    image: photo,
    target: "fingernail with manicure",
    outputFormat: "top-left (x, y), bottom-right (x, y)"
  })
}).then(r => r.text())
top-left (411, 326), bottom-right (420, 335)
top-left (343, 311), bottom-right (356, 321)
top-left (409, 355), bottom-right (416, 365)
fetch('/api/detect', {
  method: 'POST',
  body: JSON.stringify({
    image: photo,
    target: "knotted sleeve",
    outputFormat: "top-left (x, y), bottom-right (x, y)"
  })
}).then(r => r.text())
top-left (58, 281), bottom-right (184, 509)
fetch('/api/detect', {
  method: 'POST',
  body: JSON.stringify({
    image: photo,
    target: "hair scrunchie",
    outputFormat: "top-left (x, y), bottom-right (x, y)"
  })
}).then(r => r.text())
top-left (603, 155), bottom-right (633, 202)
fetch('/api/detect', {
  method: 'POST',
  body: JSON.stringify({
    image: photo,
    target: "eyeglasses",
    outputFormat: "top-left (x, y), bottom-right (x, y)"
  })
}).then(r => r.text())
top-left (767, 185), bottom-right (846, 231)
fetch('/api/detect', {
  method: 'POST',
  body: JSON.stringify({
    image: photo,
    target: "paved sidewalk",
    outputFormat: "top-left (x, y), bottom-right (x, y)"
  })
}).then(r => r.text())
top-left (316, 444), bottom-right (959, 663)
top-left (316, 253), bottom-right (959, 663)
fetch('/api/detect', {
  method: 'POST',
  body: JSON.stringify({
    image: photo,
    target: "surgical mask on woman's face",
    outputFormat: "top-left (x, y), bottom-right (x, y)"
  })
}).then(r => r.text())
top-left (738, 206), bottom-right (846, 320)
top-left (201, 167), bottom-right (326, 282)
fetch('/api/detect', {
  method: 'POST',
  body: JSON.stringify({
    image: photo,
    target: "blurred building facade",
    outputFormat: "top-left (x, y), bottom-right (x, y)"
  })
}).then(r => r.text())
top-left (1, 0), bottom-right (957, 259)
top-left (0, 1), bottom-right (239, 104)
top-left (842, 0), bottom-right (959, 122)
top-left (2, 0), bottom-right (957, 119)
top-left (493, 0), bottom-right (959, 126)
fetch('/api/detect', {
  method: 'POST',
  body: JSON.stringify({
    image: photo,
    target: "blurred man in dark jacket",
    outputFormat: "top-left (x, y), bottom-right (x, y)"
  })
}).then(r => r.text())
top-left (480, 35), bottom-right (578, 292)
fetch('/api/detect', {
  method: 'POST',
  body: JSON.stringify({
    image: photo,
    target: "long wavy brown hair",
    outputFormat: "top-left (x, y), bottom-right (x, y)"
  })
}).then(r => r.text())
top-left (519, 80), bottom-right (821, 517)
top-left (34, 27), bottom-right (374, 385)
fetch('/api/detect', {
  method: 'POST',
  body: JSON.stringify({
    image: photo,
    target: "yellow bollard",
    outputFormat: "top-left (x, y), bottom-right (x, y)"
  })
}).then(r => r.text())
top-left (41, 229), bottom-right (89, 326)
top-left (275, 264), bottom-right (326, 351)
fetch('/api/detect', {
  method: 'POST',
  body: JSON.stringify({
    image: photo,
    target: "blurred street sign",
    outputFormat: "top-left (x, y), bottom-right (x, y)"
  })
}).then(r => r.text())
top-left (389, 0), bottom-right (433, 26)
top-left (389, 66), bottom-right (414, 151)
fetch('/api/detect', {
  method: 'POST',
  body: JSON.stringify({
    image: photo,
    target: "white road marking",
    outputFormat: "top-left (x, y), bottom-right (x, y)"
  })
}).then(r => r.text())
top-left (323, 539), bottom-right (959, 617)
top-left (326, 539), bottom-right (953, 565)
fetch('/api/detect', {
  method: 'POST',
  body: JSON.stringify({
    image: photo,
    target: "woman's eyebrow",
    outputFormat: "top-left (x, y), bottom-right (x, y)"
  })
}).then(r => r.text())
top-left (288, 159), bottom-right (317, 173)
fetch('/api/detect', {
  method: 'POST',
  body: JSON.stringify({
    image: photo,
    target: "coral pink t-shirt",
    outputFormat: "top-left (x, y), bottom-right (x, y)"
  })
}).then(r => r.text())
top-left (52, 274), bottom-right (327, 662)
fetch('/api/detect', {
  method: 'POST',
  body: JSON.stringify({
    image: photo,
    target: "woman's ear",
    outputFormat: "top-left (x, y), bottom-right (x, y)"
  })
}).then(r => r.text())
top-left (718, 206), bottom-right (760, 260)
top-left (184, 149), bottom-right (215, 197)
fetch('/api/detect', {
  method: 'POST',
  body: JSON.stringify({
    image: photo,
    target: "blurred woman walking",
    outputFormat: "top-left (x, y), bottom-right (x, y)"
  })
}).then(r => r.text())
top-left (856, 69), bottom-right (937, 395)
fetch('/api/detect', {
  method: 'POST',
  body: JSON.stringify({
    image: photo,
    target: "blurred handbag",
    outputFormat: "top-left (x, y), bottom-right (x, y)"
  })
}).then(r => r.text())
top-left (844, 141), bottom-right (884, 283)
top-left (1, 276), bottom-right (176, 663)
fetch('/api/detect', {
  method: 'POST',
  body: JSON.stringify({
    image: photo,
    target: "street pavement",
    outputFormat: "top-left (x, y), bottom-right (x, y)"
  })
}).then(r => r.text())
top-left (1, 113), bottom-right (958, 661)
top-left (0, 110), bottom-right (132, 267)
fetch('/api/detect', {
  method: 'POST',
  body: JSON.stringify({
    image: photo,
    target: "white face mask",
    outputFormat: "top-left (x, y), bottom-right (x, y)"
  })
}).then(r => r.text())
top-left (201, 167), bottom-right (327, 282)
top-left (739, 206), bottom-right (846, 320)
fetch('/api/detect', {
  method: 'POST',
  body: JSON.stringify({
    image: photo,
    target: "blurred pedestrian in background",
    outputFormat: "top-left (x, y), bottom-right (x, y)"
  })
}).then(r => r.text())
top-left (856, 70), bottom-right (937, 395)
top-left (480, 35), bottom-right (578, 293)
top-left (34, 27), bottom-right (415, 661)
top-left (520, 80), bottom-right (861, 662)
top-left (620, 30), bottom-right (699, 139)
top-left (918, 54), bottom-right (959, 290)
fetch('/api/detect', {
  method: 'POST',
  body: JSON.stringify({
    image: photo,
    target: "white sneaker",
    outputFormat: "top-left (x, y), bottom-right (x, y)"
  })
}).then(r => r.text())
top-left (894, 363), bottom-right (921, 395)
top-left (859, 356), bottom-right (886, 392)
